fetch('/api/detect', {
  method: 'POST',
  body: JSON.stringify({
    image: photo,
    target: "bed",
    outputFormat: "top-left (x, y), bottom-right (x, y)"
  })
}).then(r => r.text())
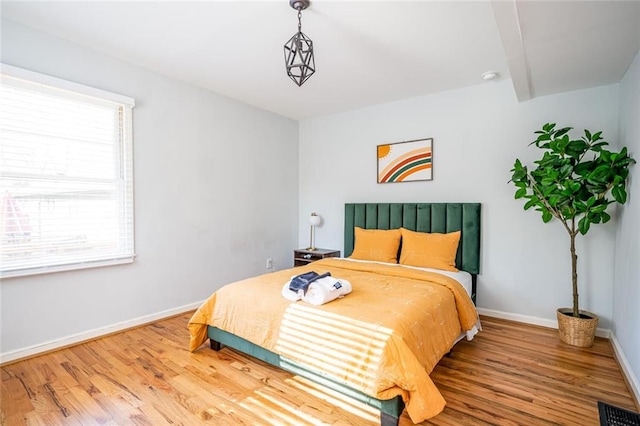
top-left (189, 202), bottom-right (481, 425)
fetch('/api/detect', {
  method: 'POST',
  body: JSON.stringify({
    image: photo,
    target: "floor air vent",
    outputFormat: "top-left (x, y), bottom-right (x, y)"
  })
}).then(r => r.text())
top-left (599, 401), bottom-right (640, 426)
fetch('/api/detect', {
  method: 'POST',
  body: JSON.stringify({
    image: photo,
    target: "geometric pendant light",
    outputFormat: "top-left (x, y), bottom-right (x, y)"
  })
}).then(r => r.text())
top-left (284, 0), bottom-right (315, 86)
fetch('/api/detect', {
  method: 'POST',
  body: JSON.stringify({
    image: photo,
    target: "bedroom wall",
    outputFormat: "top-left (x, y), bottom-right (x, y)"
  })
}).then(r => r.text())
top-left (614, 50), bottom-right (640, 401)
top-left (0, 20), bottom-right (299, 359)
top-left (298, 79), bottom-right (621, 331)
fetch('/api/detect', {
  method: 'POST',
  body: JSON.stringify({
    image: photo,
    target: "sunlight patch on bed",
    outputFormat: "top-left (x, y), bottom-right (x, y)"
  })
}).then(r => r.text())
top-left (275, 303), bottom-right (394, 391)
top-left (279, 312), bottom-right (388, 349)
top-left (283, 303), bottom-right (394, 337)
top-left (275, 341), bottom-right (382, 386)
top-left (276, 331), bottom-right (383, 366)
top-left (277, 325), bottom-right (384, 354)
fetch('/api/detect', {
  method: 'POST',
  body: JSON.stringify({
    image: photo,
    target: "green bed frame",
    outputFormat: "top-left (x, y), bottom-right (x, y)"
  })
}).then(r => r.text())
top-left (208, 202), bottom-right (481, 426)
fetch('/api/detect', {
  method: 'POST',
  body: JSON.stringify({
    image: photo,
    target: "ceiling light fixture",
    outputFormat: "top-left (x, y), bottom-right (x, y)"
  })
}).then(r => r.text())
top-left (284, 0), bottom-right (315, 86)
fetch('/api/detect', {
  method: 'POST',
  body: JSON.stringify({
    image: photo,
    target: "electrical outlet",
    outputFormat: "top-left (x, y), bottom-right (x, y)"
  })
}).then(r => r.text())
top-left (266, 257), bottom-right (273, 271)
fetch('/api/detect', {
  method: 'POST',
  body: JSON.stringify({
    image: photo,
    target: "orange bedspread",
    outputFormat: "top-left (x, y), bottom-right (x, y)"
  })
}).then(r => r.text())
top-left (188, 258), bottom-right (479, 423)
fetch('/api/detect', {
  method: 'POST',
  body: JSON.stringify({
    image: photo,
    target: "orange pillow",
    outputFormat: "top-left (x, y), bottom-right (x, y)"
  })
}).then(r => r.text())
top-left (349, 227), bottom-right (401, 263)
top-left (399, 228), bottom-right (461, 271)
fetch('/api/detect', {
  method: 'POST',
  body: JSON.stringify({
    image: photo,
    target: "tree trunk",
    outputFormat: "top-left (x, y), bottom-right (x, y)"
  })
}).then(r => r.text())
top-left (570, 228), bottom-right (579, 318)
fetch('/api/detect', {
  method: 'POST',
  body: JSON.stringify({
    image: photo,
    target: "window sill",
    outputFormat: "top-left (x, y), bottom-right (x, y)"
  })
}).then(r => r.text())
top-left (0, 255), bottom-right (136, 279)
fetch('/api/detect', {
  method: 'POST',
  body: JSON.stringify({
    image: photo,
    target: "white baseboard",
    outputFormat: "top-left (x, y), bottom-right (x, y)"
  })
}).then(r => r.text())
top-left (0, 300), bottom-right (205, 365)
top-left (476, 307), bottom-right (611, 338)
top-left (610, 332), bottom-right (640, 407)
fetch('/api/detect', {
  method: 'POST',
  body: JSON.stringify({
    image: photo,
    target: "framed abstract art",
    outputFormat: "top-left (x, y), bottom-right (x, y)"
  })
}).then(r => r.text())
top-left (377, 138), bottom-right (433, 183)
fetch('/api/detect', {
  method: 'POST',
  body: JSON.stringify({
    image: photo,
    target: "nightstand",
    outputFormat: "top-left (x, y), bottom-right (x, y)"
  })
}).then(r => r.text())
top-left (293, 248), bottom-right (340, 267)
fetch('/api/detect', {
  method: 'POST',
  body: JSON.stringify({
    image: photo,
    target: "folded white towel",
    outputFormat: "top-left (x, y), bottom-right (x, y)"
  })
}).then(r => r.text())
top-left (281, 280), bottom-right (302, 301)
top-left (303, 277), bottom-right (352, 306)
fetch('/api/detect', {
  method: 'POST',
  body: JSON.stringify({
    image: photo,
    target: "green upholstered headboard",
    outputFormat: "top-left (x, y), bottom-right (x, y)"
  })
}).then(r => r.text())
top-left (344, 203), bottom-right (481, 274)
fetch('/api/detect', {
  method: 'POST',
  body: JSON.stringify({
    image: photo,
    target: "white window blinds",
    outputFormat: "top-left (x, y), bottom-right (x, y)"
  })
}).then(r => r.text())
top-left (0, 65), bottom-right (135, 278)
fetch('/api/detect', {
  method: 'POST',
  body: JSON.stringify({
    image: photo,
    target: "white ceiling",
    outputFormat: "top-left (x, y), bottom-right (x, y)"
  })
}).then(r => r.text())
top-left (2, 1), bottom-right (639, 120)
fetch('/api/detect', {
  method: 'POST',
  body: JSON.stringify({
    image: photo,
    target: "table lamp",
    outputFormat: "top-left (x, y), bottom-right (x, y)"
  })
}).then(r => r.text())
top-left (308, 212), bottom-right (321, 250)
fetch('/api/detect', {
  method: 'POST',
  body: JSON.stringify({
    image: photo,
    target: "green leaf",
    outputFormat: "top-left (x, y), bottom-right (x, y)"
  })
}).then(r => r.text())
top-left (561, 206), bottom-right (575, 219)
top-left (612, 185), bottom-right (627, 204)
top-left (554, 127), bottom-right (571, 138)
top-left (523, 198), bottom-right (538, 210)
top-left (559, 134), bottom-right (571, 151)
top-left (542, 209), bottom-right (553, 223)
top-left (591, 203), bottom-right (607, 214)
top-left (578, 217), bottom-right (591, 235)
top-left (523, 198), bottom-right (539, 210)
top-left (566, 140), bottom-right (589, 158)
top-left (574, 163), bottom-right (594, 177)
top-left (586, 182), bottom-right (608, 194)
top-left (584, 129), bottom-right (592, 140)
top-left (515, 188), bottom-right (527, 199)
top-left (616, 157), bottom-right (635, 167)
top-left (601, 212), bottom-right (611, 223)
top-left (559, 164), bottom-right (572, 179)
top-left (511, 168), bottom-right (527, 181)
top-left (588, 164), bottom-right (612, 183)
top-left (573, 200), bottom-right (587, 212)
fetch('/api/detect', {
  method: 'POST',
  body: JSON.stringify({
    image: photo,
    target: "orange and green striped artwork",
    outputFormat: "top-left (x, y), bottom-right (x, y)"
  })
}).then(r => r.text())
top-left (377, 138), bottom-right (433, 183)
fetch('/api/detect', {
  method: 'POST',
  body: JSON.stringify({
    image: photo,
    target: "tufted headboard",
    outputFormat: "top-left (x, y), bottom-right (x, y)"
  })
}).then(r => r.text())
top-left (344, 203), bottom-right (481, 274)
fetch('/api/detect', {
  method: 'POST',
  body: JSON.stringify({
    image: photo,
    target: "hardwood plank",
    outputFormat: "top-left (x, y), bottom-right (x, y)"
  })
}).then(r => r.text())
top-left (1, 369), bottom-right (35, 426)
top-left (1, 313), bottom-right (637, 425)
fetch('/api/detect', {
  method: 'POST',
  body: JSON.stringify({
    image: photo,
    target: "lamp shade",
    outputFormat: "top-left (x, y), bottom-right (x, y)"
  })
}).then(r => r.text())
top-left (309, 213), bottom-right (321, 226)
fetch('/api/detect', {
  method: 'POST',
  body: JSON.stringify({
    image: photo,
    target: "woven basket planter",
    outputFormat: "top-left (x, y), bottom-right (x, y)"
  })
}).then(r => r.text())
top-left (557, 308), bottom-right (599, 348)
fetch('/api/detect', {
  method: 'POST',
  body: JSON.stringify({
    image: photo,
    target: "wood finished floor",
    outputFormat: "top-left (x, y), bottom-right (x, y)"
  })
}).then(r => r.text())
top-left (1, 314), bottom-right (637, 426)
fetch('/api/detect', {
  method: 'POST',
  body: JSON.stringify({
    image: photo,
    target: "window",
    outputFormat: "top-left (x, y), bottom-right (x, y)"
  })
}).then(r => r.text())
top-left (1, 65), bottom-right (135, 278)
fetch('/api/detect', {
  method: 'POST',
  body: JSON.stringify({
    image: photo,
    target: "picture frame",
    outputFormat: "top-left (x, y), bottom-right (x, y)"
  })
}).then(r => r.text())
top-left (377, 138), bottom-right (433, 183)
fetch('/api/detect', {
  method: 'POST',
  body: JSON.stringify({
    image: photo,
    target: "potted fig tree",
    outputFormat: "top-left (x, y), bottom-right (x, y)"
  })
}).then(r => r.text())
top-left (510, 123), bottom-right (635, 347)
